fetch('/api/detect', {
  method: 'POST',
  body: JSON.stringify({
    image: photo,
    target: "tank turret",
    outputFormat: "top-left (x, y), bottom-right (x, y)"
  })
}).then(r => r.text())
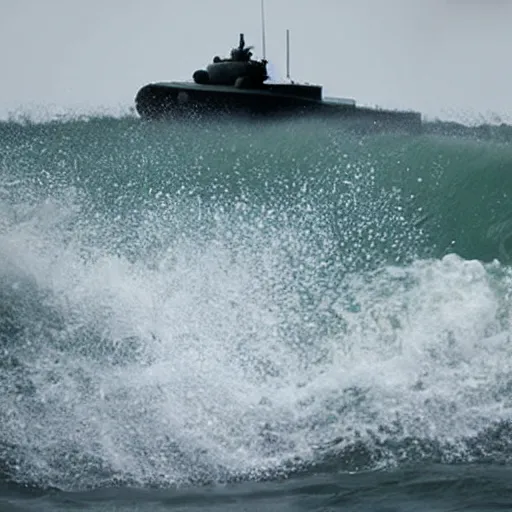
top-left (192, 34), bottom-right (268, 88)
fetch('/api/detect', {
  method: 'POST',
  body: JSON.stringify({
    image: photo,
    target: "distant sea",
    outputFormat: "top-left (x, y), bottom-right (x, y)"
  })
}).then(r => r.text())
top-left (1, 114), bottom-right (512, 511)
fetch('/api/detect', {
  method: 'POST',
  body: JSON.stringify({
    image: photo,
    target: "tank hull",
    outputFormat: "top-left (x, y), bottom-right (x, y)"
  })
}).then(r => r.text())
top-left (134, 81), bottom-right (422, 132)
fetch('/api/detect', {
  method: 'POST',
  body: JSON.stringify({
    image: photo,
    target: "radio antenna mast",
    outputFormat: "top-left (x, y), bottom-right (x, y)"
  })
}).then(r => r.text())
top-left (286, 29), bottom-right (291, 81)
top-left (260, 0), bottom-right (267, 59)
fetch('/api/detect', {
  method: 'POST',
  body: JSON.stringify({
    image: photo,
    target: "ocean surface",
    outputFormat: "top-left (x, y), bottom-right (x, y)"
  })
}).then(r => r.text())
top-left (1, 114), bottom-right (512, 511)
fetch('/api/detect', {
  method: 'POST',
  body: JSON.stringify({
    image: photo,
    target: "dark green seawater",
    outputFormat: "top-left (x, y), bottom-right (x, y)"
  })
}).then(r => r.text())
top-left (1, 114), bottom-right (512, 511)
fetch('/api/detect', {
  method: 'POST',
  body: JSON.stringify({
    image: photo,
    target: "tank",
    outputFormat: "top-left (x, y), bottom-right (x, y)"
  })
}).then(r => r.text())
top-left (134, 33), bottom-right (422, 132)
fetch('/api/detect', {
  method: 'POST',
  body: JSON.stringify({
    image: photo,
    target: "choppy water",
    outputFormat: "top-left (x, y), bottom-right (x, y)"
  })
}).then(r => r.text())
top-left (1, 115), bottom-right (512, 511)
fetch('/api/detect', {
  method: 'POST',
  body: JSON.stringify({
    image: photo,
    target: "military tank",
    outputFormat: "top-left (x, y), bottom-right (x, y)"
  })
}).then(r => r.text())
top-left (134, 33), bottom-right (422, 131)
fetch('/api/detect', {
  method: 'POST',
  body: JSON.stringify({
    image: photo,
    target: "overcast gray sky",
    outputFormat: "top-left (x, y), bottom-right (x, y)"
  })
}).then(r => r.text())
top-left (1, 0), bottom-right (511, 122)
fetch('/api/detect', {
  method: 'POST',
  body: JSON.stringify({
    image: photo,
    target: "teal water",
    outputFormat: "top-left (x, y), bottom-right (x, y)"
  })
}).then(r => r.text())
top-left (1, 115), bottom-right (512, 510)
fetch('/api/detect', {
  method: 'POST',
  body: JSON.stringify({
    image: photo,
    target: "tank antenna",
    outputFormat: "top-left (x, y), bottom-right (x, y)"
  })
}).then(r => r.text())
top-left (286, 29), bottom-right (291, 81)
top-left (261, 0), bottom-right (267, 60)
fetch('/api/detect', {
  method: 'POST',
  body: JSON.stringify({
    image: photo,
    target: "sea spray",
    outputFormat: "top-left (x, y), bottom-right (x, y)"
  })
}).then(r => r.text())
top-left (0, 115), bottom-right (511, 490)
